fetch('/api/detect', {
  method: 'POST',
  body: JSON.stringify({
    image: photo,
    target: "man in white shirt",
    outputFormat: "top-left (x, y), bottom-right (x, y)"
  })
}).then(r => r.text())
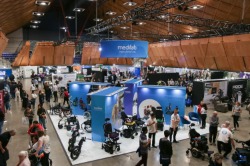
top-left (147, 113), bottom-right (157, 148)
top-left (52, 84), bottom-right (58, 102)
top-left (217, 121), bottom-right (235, 159)
top-left (31, 91), bottom-right (37, 109)
top-left (169, 109), bottom-right (180, 143)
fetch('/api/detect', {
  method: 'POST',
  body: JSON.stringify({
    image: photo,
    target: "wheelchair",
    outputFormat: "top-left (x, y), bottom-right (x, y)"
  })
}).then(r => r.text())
top-left (102, 118), bottom-right (121, 154)
top-left (120, 111), bottom-right (139, 139)
top-left (186, 124), bottom-right (214, 160)
top-left (232, 139), bottom-right (250, 166)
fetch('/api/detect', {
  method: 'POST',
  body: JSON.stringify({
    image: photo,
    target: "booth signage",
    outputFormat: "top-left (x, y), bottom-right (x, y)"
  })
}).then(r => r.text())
top-left (100, 40), bottom-right (148, 58)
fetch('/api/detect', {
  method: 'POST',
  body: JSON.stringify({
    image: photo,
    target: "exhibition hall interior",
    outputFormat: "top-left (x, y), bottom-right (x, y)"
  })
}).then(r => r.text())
top-left (1, 0), bottom-right (250, 166)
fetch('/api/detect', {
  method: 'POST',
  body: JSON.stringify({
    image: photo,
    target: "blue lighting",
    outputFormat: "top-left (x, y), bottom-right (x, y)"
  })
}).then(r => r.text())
top-left (141, 88), bottom-right (149, 93)
top-left (156, 88), bottom-right (166, 95)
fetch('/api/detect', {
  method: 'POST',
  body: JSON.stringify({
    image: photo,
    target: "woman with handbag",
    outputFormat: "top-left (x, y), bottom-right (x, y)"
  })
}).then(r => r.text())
top-left (159, 130), bottom-right (172, 166)
top-left (35, 130), bottom-right (51, 166)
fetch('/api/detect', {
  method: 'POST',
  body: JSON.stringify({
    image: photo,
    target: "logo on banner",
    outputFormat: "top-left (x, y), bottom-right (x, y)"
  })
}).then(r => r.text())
top-left (94, 107), bottom-right (103, 111)
top-left (125, 90), bottom-right (131, 94)
top-left (117, 45), bottom-right (137, 54)
top-left (233, 85), bottom-right (243, 89)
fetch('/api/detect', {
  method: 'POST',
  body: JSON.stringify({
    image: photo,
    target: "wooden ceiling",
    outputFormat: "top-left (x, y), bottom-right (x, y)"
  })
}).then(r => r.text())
top-left (0, 0), bottom-right (53, 35)
top-left (96, 0), bottom-right (250, 42)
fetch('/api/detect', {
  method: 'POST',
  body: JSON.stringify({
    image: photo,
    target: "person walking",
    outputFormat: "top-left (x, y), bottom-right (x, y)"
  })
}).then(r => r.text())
top-left (35, 130), bottom-right (50, 166)
top-left (52, 83), bottom-right (58, 102)
top-left (209, 111), bottom-right (219, 145)
top-left (217, 121), bottom-right (235, 159)
top-left (159, 130), bottom-right (173, 166)
top-left (0, 109), bottom-right (5, 134)
top-left (200, 103), bottom-right (208, 129)
top-left (147, 113), bottom-right (157, 148)
top-left (232, 102), bottom-right (242, 130)
top-left (37, 104), bottom-right (47, 130)
top-left (136, 127), bottom-right (151, 166)
top-left (169, 109), bottom-right (180, 143)
top-left (0, 130), bottom-right (16, 166)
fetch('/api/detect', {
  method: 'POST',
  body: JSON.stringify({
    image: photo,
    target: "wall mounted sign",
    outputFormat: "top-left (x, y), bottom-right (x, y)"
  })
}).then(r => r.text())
top-left (100, 40), bottom-right (148, 58)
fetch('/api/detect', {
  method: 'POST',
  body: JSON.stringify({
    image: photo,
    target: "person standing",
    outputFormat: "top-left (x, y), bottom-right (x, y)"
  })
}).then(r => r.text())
top-left (0, 109), bottom-right (5, 134)
top-left (217, 121), bottom-right (235, 159)
top-left (52, 83), bottom-right (58, 102)
top-left (37, 104), bottom-right (47, 130)
top-left (169, 109), bottom-right (180, 143)
top-left (30, 91), bottom-right (37, 110)
top-left (3, 91), bottom-right (10, 112)
top-left (159, 130), bottom-right (173, 166)
top-left (136, 127), bottom-right (151, 166)
top-left (0, 130), bottom-right (16, 166)
top-left (16, 151), bottom-right (30, 166)
top-left (200, 103), bottom-right (208, 129)
top-left (63, 89), bottom-right (69, 106)
top-left (209, 111), bottom-right (219, 145)
top-left (147, 113), bottom-right (157, 148)
top-left (15, 88), bottom-right (21, 102)
top-left (30, 83), bottom-right (36, 92)
top-left (24, 107), bottom-right (34, 126)
top-left (232, 102), bottom-right (242, 130)
top-left (35, 130), bottom-right (50, 166)
top-left (38, 91), bottom-right (45, 107)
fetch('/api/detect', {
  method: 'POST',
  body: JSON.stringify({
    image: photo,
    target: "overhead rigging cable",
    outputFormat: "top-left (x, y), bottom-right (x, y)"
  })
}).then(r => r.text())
top-left (59, 0), bottom-right (71, 37)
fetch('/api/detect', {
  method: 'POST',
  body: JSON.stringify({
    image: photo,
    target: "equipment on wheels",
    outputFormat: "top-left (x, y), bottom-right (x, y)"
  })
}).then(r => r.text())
top-left (102, 118), bottom-right (121, 154)
top-left (186, 123), bottom-right (214, 160)
top-left (232, 139), bottom-right (250, 166)
top-left (120, 112), bottom-right (139, 139)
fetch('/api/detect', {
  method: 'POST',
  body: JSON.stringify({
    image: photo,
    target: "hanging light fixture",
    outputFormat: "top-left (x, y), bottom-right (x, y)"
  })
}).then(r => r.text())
top-left (123, 0), bottom-right (137, 7)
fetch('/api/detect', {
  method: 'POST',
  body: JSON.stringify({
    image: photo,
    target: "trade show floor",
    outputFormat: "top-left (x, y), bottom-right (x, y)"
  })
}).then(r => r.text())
top-left (48, 113), bottom-right (210, 165)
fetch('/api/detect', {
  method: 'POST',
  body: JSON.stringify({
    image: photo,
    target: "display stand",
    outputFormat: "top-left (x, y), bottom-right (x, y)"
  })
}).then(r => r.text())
top-left (137, 85), bottom-right (186, 126)
top-left (68, 82), bottom-right (110, 115)
top-left (89, 87), bottom-right (127, 142)
top-left (122, 79), bottom-right (143, 116)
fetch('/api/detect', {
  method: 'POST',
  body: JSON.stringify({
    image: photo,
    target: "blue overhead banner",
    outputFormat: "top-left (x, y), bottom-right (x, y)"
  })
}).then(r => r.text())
top-left (100, 40), bottom-right (148, 58)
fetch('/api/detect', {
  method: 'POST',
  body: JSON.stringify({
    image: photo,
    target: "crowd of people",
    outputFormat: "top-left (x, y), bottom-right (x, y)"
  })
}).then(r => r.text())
top-left (0, 78), bottom-right (53, 166)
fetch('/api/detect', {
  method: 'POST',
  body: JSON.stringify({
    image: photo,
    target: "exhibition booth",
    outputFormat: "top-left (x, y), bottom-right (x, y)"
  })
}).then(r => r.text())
top-left (192, 79), bottom-right (248, 108)
top-left (48, 82), bottom-right (210, 165)
top-left (68, 82), bottom-right (110, 115)
top-left (137, 85), bottom-right (186, 126)
top-left (122, 79), bottom-right (143, 115)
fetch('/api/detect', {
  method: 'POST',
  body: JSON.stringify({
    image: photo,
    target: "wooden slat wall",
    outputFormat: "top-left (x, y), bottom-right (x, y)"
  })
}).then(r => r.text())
top-left (0, 32), bottom-right (8, 56)
top-left (12, 41), bottom-right (30, 67)
top-left (29, 42), bottom-right (54, 66)
top-left (53, 43), bottom-right (74, 66)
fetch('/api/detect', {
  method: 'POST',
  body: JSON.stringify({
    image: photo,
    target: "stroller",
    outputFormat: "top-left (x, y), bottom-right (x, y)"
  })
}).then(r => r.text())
top-left (232, 139), bottom-right (250, 166)
top-left (155, 107), bottom-right (164, 131)
top-left (186, 123), bottom-right (214, 160)
top-left (120, 111), bottom-right (138, 139)
top-left (102, 118), bottom-right (121, 154)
